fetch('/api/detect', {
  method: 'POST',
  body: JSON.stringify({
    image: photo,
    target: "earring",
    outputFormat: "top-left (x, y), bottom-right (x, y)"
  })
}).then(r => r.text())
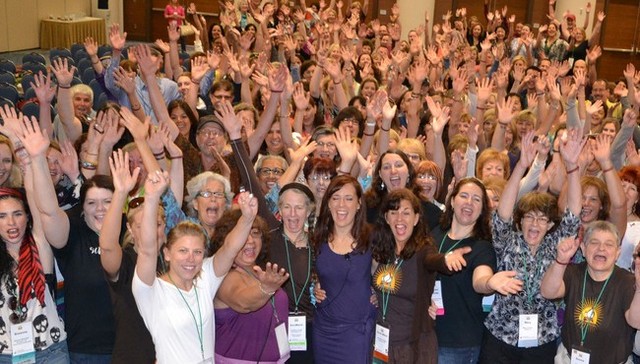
top-left (380, 181), bottom-right (385, 190)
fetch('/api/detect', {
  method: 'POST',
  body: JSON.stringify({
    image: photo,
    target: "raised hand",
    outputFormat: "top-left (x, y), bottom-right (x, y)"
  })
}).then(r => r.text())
top-left (84, 36), bottom-right (99, 57)
top-left (109, 23), bottom-right (127, 50)
top-left (17, 115), bottom-right (50, 158)
top-left (496, 97), bottom-right (517, 125)
top-left (144, 170), bottom-right (170, 199)
top-left (292, 82), bottom-right (310, 110)
top-left (253, 262), bottom-right (289, 293)
top-left (31, 71), bottom-right (55, 105)
top-left (102, 109), bottom-right (126, 147)
top-left (237, 191), bottom-right (258, 220)
top-left (518, 132), bottom-right (538, 168)
top-left (214, 100), bottom-right (241, 139)
top-left (591, 133), bottom-right (613, 165)
top-left (120, 107), bottom-right (149, 141)
top-left (334, 125), bottom-right (357, 165)
top-left (109, 149), bottom-right (140, 194)
top-left (59, 140), bottom-right (80, 180)
top-left (113, 67), bottom-right (136, 94)
top-left (559, 128), bottom-right (587, 168)
top-left (50, 57), bottom-right (76, 87)
top-left (556, 235), bottom-right (580, 264)
top-left (132, 44), bottom-right (158, 78)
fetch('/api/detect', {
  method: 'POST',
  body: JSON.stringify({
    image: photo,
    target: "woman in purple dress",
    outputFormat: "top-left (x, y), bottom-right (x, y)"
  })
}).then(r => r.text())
top-left (312, 175), bottom-right (377, 363)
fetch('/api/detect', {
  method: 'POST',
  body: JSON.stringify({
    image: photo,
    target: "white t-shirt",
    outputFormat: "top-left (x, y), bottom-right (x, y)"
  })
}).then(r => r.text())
top-left (617, 221), bottom-right (640, 271)
top-left (132, 256), bottom-right (225, 364)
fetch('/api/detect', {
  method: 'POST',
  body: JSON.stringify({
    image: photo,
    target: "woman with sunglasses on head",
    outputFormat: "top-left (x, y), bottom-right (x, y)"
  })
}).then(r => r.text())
top-left (0, 115), bottom-right (70, 362)
top-left (480, 131), bottom-right (583, 363)
top-left (98, 149), bottom-right (170, 364)
top-left (133, 167), bottom-right (260, 363)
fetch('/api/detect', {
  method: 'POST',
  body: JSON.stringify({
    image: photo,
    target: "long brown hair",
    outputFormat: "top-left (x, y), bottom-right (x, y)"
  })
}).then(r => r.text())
top-left (371, 189), bottom-right (432, 263)
top-left (439, 178), bottom-right (492, 241)
top-left (314, 175), bottom-right (369, 254)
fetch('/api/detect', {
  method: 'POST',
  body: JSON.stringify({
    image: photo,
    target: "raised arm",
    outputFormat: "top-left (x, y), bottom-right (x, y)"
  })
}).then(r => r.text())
top-left (17, 115), bottom-right (70, 249)
top-left (559, 128), bottom-right (585, 216)
top-left (31, 72), bottom-right (56, 140)
top-left (100, 150), bottom-right (140, 280)
top-left (136, 169), bottom-right (169, 286)
top-left (50, 58), bottom-right (82, 143)
top-left (540, 235), bottom-right (580, 299)
top-left (592, 132), bottom-right (627, 235)
top-left (497, 132), bottom-right (537, 221)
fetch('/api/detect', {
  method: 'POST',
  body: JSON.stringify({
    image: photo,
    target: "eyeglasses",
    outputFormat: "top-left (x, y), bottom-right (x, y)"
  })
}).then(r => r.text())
top-left (417, 174), bottom-right (437, 181)
top-left (212, 94), bottom-right (233, 100)
top-left (197, 190), bottom-right (226, 200)
top-left (259, 168), bottom-right (285, 177)
top-left (405, 153), bottom-right (422, 161)
top-left (198, 129), bottom-right (224, 138)
top-left (250, 228), bottom-right (262, 239)
top-left (128, 197), bottom-right (145, 210)
top-left (309, 174), bottom-right (332, 182)
top-left (316, 141), bottom-right (336, 149)
top-left (522, 214), bottom-right (549, 225)
top-left (339, 117), bottom-right (357, 126)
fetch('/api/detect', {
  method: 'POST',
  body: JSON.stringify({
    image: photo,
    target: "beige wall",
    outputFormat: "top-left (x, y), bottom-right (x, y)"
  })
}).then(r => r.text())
top-left (0, 0), bottom-right (122, 52)
top-left (552, 0), bottom-right (597, 36)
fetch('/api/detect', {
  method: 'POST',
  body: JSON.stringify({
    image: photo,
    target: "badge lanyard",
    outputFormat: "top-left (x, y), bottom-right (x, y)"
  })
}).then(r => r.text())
top-left (578, 269), bottom-right (612, 346)
top-left (283, 233), bottom-right (312, 313)
top-left (438, 231), bottom-right (466, 254)
top-left (520, 249), bottom-right (542, 310)
top-left (240, 266), bottom-right (280, 322)
top-left (381, 258), bottom-right (403, 322)
top-left (168, 274), bottom-right (204, 361)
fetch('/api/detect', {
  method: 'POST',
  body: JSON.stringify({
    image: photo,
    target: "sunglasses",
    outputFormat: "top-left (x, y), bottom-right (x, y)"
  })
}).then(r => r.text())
top-left (128, 197), bottom-right (145, 210)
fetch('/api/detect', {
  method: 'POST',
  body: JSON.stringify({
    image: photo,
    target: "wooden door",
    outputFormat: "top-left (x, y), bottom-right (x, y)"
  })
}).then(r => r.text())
top-left (124, 0), bottom-right (151, 41)
top-left (434, 0), bottom-right (534, 35)
top-left (596, 0), bottom-right (640, 82)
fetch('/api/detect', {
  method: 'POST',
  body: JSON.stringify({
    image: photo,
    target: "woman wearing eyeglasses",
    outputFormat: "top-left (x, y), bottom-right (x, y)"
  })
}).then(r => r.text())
top-left (479, 131), bottom-right (583, 363)
top-left (0, 117), bottom-right (69, 362)
top-left (98, 149), bottom-right (169, 363)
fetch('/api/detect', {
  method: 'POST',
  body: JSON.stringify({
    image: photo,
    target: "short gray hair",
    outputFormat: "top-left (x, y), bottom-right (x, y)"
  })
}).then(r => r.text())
top-left (583, 220), bottom-right (620, 246)
top-left (254, 155), bottom-right (289, 172)
top-left (185, 172), bottom-right (232, 216)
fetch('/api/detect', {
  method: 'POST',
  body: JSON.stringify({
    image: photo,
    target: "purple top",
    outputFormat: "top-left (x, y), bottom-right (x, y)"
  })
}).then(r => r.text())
top-left (215, 288), bottom-right (289, 362)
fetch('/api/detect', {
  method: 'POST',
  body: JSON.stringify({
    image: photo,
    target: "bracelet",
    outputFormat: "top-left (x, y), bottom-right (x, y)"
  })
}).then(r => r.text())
top-left (58, 84), bottom-right (71, 89)
top-left (258, 282), bottom-right (275, 296)
top-left (476, 106), bottom-right (488, 110)
top-left (365, 121), bottom-right (376, 127)
top-left (555, 258), bottom-right (570, 265)
top-left (155, 155), bottom-right (165, 160)
top-left (270, 89), bottom-right (283, 93)
top-left (81, 161), bottom-right (97, 170)
top-left (167, 154), bottom-right (183, 160)
top-left (14, 146), bottom-right (25, 155)
top-left (536, 92), bottom-right (545, 96)
top-left (602, 166), bottom-right (614, 173)
top-left (86, 151), bottom-right (98, 156)
top-left (380, 126), bottom-right (390, 132)
top-left (91, 59), bottom-right (100, 65)
top-left (191, 78), bottom-right (201, 85)
top-left (566, 166), bottom-right (579, 174)
top-left (337, 169), bottom-right (350, 174)
top-left (131, 105), bottom-right (141, 111)
top-left (333, 79), bottom-right (343, 85)
top-left (363, 131), bottom-right (374, 136)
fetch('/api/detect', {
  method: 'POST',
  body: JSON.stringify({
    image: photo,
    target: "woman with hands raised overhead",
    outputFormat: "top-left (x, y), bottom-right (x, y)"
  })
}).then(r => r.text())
top-left (480, 130), bottom-right (584, 363)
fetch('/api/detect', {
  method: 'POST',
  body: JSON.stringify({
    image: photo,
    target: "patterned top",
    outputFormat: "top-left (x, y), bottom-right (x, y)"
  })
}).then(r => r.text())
top-left (539, 37), bottom-right (569, 62)
top-left (484, 209), bottom-right (580, 346)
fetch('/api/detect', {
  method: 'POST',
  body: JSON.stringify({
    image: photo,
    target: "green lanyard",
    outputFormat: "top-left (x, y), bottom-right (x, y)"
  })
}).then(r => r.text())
top-left (168, 274), bottom-right (204, 360)
top-left (578, 268), bottom-right (612, 346)
top-left (438, 231), bottom-right (466, 254)
top-left (283, 232), bottom-right (312, 313)
top-left (381, 258), bottom-right (404, 322)
top-left (519, 248), bottom-right (542, 309)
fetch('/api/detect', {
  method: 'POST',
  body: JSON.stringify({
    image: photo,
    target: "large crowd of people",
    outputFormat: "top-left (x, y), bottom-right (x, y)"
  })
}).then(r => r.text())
top-left (0, 0), bottom-right (640, 362)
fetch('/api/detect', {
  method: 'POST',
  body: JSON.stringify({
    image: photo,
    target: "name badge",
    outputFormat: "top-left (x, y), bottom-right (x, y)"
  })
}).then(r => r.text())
top-left (11, 321), bottom-right (35, 364)
top-left (373, 324), bottom-right (390, 363)
top-left (431, 280), bottom-right (444, 315)
top-left (517, 314), bottom-right (538, 347)
top-left (287, 314), bottom-right (307, 351)
top-left (275, 322), bottom-right (291, 359)
top-left (482, 294), bottom-right (495, 313)
top-left (571, 346), bottom-right (591, 364)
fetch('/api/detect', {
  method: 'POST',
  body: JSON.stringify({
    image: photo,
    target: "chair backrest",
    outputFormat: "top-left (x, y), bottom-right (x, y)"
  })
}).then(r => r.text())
top-left (20, 101), bottom-right (39, 121)
top-left (77, 58), bottom-right (93, 74)
top-left (70, 77), bottom-right (83, 87)
top-left (0, 59), bottom-right (16, 74)
top-left (49, 48), bottom-right (72, 63)
top-left (22, 52), bottom-right (46, 65)
top-left (70, 43), bottom-right (84, 57)
top-left (0, 97), bottom-right (14, 109)
top-left (88, 79), bottom-right (105, 98)
top-left (23, 87), bottom-right (37, 101)
top-left (81, 68), bottom-right (96, 84)
top-left (21, 62), bottom-right (47, 76)
top-left (98, 45), bottom-right (112, 58)
top-left (21, 74), bottom-right (36, 94)
top-left (0, 72), bottom-right (15, 86)
top-left (95, 92), bottom-right (108, 110)
top-left (0, 83), bottom-right (19, 104)
top-left (73, 49), bottom-right (89, 64)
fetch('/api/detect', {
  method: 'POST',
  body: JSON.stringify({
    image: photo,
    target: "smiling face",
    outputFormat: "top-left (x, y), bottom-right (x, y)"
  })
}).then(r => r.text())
top-left (581, 229), bottom-right (620, 277)
top-left (384, 199), bottom-right (419, 246)
top-left (328, 183), bottom-right (360, 230)
top-left (164, 234), bottom-right (206, 283)
top-left (72, 92), bottom-right (92, 119)
top-left (234, 226), bottom-right (263, 268)
top-left (581, 185), bottom-right (603, 223)
top-left (196, 122), bottom-right (226, 156)
top-left (481, 160), bottom-right (506, 180)
top-left (601, 122), bottom-right (617, 138)
top-left (623, 180), bottom-right (639, 215)
top-left (265, 122), bottom-right (284, 155)
top-left (193, 179), bottom-right (227, 229)
top-left (360, 81), bottom-right (377, 99)
top-left (127, 148), bottom-right (147, 188)
top-left (520, 209), bottom-right (553, 247)
top-left (83, 187), bottom-right (113, 233)
top-left (46, 148), bottom-right (64, 186)
top-left (170, 106), bottom-right (192, 138)
top-left (279, 190), bottom-right (312, 235)
top-left (308, 171), bottom-right (332, 202)
top-left (313, 134), bottom-right (337, 160)
top-left (0, 197), bottom-right (27, 247)
top-left (451, 182), bottom-right (484, 228)
top-left (176, 75), bottom-right (192, 98)
top-left (379, 153), bottom-right (409, 192)
top-left (258, 158), bottom-right (285, 194)
top-left (0, 144), bottom-right (12, 186)
top-left (415, 172), bottom-right (437, 201)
